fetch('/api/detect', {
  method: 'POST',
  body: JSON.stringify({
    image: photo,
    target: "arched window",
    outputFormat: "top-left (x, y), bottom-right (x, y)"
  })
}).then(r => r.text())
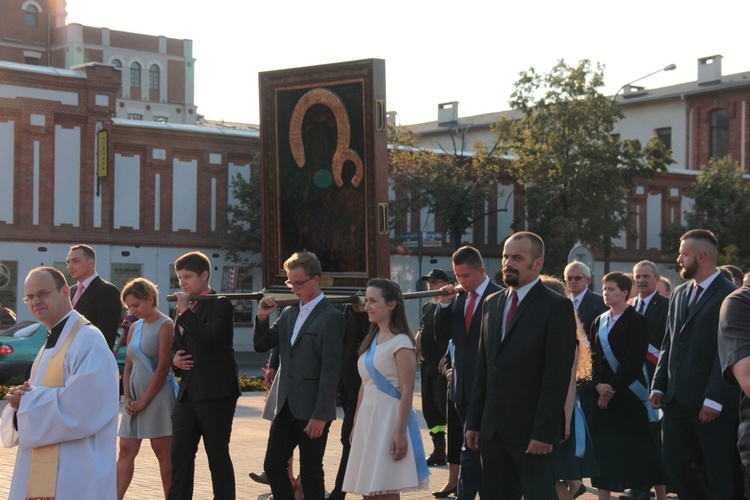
top-left (710, 109), bottom-right (730, 159)
top-left (130, 62), bottom-right (141, 89)
top-left (112, 59), bottom-right (122, 68)
top-left (149, 64), bottom-right (160, 91)
top-left (24, 5), bottom-right (38, 27)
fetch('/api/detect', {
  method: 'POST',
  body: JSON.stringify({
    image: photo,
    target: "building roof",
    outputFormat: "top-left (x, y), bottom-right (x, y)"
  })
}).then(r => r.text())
top-left (615, 70), bottom-right (750, 106)
top-left (405, 109), bottom-right (521, 135)
top-left (0, 60), bottom-right (86, 78)
top-left (112, 118), bottom-right (259, 138)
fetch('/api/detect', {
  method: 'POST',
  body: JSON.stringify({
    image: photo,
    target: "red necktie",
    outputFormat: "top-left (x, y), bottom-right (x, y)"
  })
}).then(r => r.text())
top-left (464, 291), bottom-right (478, 333)
top-left (687, 284), bottom-right (703, 313)
top-left (505, 290), bottom-right (518, 335)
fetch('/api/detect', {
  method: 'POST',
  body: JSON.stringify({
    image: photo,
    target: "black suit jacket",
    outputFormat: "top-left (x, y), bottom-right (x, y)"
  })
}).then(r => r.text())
top-left (71, 276), bottom-right (122, 348)
top-left (652, 274), bottom-right (739, 410)
top-left (466, 280), bottom-right (577, 445)
top-left (576, 290), bottom-right (607, 344)
top-left (591, 306), bottom-right (650, 394)
top-left (171, 291), bottom-right (241, 402)
top-left (254, 297), bottom-right (345, 422)
top-left (641, 292), bottom-right (669, 351)
top-left (434, 280), bottom-right (503, 407)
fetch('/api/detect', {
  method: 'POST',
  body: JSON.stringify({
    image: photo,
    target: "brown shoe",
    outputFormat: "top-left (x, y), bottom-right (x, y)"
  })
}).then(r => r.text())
top-left (249, 471), bottom-right (269, 485)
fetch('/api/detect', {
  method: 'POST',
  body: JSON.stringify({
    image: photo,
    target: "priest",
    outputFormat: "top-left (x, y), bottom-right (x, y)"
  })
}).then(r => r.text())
top-left (2, 266), bottom-right (119, 500)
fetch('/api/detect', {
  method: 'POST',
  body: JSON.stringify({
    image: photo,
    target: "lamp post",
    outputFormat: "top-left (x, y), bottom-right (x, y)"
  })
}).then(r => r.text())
top-left (611, 63), bottom-right (677, 102)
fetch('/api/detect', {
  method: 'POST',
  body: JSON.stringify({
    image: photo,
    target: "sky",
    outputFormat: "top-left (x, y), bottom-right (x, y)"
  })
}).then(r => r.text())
top-left (65, 0), bottom-right (749, 126)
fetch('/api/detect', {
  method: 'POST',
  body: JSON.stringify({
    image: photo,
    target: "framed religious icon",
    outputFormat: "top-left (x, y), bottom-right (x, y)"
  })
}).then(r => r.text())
top-left (259, 59), bottom-right (389, 291)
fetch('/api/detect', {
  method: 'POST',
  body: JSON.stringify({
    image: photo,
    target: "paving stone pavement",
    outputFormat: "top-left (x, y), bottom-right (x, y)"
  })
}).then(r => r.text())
top-left (0, 391), bottom-right (670, 499)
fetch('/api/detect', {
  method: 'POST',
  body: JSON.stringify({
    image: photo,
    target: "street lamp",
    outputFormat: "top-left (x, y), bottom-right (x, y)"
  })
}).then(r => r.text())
top-left (611, 63), bottom-right (677, 102)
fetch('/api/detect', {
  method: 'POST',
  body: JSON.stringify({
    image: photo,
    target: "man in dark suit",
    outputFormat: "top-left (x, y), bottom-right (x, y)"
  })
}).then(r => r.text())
top-left (254, 250), bottom-right (345, 500)
top-left (632, 260), bottom-right (669, 381)
top-left (651, 229), bottom-right (740, 500)
top-left (66, 244), bottom-right (122, 348)
top-left (564, 260), bottom-right (607, 341)
top-left (435, 246), bottom-right (503, 500)
top-left (719, 283), bottom-right (750, 499)
top-left (169, 251), bottom-right (241, 500)
top-left (623, 260), bottom-right (671, 500)
top-left (466, 231), bottom-right (577, 499)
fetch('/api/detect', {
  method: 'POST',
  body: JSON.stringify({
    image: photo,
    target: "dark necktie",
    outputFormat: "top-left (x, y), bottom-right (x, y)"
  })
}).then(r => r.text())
top-left (638, 298), bottom-right (646, 314)
top-left (464, 291), bottom-right (478, 333)
top-left (505, 290), bottom-right (518, 336)
top-left (687, 284), bottom-right (703, 313)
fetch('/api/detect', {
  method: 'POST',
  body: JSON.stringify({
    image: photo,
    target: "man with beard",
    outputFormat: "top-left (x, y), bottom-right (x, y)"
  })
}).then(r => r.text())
top-left (651, 229), bottom-right (740, 499)
top-left (465, 232), bottom-right (577, 499)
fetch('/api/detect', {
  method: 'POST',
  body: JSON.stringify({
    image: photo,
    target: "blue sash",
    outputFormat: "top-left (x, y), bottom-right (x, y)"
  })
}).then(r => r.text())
top-left (598, 314), bottom-right (659, 423)
top-left (574, 398), bottom-right (587, 458)
top-left (130, 319), bottom-right (179, 398)
top-left (365, 333), bottom-right (430, 482)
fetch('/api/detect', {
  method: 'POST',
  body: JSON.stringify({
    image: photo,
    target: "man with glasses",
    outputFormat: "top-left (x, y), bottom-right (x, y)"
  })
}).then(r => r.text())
top-left (2, 266), bottom-right (119, 499)
top-left (564, 261), bottom-right (606, 342)
top-left (169, 251), bottom-right (241, 499)
top-left (254, 250), bottom-right (345, 499)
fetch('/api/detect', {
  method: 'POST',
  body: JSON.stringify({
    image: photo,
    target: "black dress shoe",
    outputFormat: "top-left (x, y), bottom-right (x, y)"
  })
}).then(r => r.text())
top-left (432, 486), bottom-right (457, 498)
top-left (572, 483), bottom-right (588, 498)
top-left (620, 489), bottom-right (649, 500)
top-left (426, 452), bottom-right (447, 466)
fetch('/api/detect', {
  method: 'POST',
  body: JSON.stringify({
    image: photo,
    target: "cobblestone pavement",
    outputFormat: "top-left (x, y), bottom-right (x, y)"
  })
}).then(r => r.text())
top-left (0, 391), bottom-right (673, 499)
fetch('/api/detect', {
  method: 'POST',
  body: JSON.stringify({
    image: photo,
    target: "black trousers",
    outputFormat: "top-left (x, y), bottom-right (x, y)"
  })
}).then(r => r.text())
top-left (661, 401), bottom-right (738, 500)
top-left (421, 365), bottom-right (448, 432)
top-left (264, 402), bottom-right (331, 500)
top-left (168, 396), bottom-right (237, 500)
top-left (330, 387), bottom-right (358, 496)
top-left (479, 438), bottom-right (556, 500)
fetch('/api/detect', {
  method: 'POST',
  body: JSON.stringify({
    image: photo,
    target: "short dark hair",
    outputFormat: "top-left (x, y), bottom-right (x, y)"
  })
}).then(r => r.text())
top-left (508, 231), bottom-right (545, 260)
top-left (175, 251), bottom-right (211, 278)
top-left (680, 229), bottom-right (718, 248)
top-left (69, 244), bottom-right (96, 260)
top-left (720, 264), bottom-right (744, 283)
top-left (283, 250), bottom-right (322, 278)
top-left (28, 266), bottom-right (67, 289)
top-left (603, 271), bottom-right (633, 300)
top-left (452, 246), bottom-right (483, 269)
top-left (121, 277), bottom-right (159, 307)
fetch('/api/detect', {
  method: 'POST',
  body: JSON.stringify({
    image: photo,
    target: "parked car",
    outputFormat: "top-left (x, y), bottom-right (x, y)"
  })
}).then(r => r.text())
top-left (0, 320), bottom-right (126, 383)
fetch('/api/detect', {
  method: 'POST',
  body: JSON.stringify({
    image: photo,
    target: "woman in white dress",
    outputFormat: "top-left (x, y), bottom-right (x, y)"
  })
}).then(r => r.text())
top-left (343, 278), bottom-right (430, 499)
top-left (116, 278), bottom-right (177, 499)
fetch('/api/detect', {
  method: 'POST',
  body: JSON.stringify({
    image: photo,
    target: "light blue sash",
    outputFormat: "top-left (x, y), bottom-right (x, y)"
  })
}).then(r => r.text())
top-left (574, 398), bottom-right (586, 458)
top-left (598, 314), bottom-right (658, 422)
top-left (365, 333), bottom-right (430, 482)
top-left (131, 319), bottom-right (179, 398)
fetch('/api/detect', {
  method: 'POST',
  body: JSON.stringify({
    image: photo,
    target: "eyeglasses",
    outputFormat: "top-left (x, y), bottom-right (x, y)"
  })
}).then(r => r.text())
top-left (285, 277), bottom-right (313, 289)
top-left (22, 286), bottom-right (63, 304)
top-left (565, 276), bottom-right (585, 282)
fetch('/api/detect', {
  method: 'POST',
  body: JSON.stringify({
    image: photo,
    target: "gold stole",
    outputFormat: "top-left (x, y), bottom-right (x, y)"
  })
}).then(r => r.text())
top-left (25, 316), bottom-right (87, 500)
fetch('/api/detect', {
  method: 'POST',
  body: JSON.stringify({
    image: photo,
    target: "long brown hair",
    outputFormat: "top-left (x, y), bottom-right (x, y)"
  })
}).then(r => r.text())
top-left (358, 278), bottom-right (422, 361)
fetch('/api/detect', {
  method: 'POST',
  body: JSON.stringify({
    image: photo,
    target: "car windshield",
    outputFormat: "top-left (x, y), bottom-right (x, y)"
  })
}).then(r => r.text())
top-left (0, 321), bottom-right (41, 338)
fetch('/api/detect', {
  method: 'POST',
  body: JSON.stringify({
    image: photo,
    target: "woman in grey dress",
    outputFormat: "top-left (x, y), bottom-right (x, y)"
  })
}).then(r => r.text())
top-left (116, 278), bottom-right (177, 499)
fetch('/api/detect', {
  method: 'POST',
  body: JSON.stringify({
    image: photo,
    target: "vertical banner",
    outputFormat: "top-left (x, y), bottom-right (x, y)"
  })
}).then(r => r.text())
top-left (97, 129), bottom-right (108, 178)
top-left (259, 59), bottom-right (389, 291)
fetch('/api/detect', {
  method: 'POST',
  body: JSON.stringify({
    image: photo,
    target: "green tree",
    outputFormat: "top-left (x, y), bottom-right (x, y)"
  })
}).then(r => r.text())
top-left (685, 156), bottom-right (750, 264)
top-left (223, 153), bottom-right (261, 263)
top-left (388, 124), bottom-right (507, 249)
top-left (494, 59), bottom-right (674, 275)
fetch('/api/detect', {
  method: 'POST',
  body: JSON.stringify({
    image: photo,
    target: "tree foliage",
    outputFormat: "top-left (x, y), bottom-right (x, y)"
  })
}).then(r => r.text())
top-left (685, 156), bottom-right (750, 265)
top-left (223, 153), bottom-right (262, 263)
top-left (494, 59), bottom-right (674, 275)
top-left (388, 124), bottom-right (507, 249)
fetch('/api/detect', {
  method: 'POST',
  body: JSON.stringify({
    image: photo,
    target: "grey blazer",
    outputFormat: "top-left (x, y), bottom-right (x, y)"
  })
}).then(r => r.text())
top-left (254, 298), bottom-right (345, 422)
